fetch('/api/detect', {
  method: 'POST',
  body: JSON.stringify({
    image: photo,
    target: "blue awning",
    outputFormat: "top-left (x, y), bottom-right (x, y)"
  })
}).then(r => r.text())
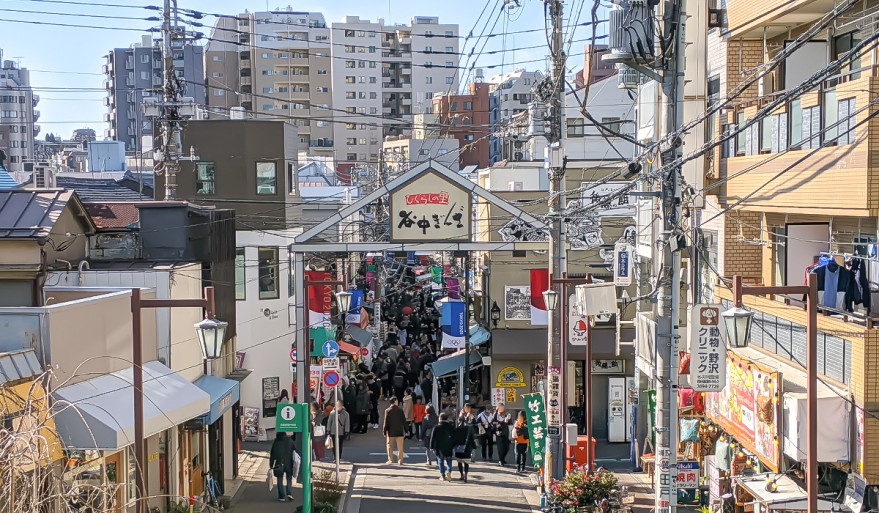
top-left (195, 375), bottom-right (240, 425)
top-left (429, 348), bottom-right (483, 378)
top-left (469, 325), bottom-right (490, 347)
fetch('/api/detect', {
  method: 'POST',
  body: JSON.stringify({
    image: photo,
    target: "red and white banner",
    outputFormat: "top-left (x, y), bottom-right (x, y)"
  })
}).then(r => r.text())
top-left (306, 271), bottom-right (333, 327)
top-left (530, 268), bottom-right (549, 326)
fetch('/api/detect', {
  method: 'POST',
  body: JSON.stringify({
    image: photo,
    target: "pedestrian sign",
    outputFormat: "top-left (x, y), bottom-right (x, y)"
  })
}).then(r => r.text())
top-left (276, 403), bottom-right (306, 433)
top-left (322, 340), bottom-right (340, 358)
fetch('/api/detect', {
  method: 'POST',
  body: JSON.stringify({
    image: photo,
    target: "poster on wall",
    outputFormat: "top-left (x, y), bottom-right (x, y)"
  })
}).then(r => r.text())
top-left (241, 407), bottom-right (260, 441)
top-left (504, 285), bottom-right (531, 321)
top-left (569, 293), bottom-right (589, 346)
top-left (262, 377), bottom-right (280, 418)
top-left (704, 351), bottom-right (781, 471)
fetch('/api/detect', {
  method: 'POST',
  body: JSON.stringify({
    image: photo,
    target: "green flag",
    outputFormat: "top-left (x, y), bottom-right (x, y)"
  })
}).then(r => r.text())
top-left (522, 393), bottom-right (547, 469)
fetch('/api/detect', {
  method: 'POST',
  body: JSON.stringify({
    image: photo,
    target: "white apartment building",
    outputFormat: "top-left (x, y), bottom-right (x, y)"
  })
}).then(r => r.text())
top-left (488, 69), bottom-right (543, 163)
top-left (205, 9), bottom-right (334, 157)
top-left (0, 50), bottom-right (39, 172)
top-left (331, 16), bottom-right (459, 165)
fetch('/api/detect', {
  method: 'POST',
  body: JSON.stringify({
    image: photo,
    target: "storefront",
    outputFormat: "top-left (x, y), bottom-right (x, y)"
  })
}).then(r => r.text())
top-left (489, 326), bottom-right (635, 440)
top-left (53, 361), bottom-right (210, 512)
top-left (195, 374), bottom-right (241, 493)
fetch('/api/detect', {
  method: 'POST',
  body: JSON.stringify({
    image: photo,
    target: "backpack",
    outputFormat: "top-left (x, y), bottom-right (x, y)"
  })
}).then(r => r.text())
top-left (393, 373), bottom-right (405, 388)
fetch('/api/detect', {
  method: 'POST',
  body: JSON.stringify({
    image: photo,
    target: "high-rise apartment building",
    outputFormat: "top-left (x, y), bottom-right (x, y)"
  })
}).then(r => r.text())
top-left (204, 10), bottom-right (334, 157)
top-left (488, 69), bottom-right (544, 163)
top-left (331, 16), bottom-right (459, 166)
top-left (0, 51), bottom-right (39, 172)
top-left (103, 35), bottom-right (205, 152)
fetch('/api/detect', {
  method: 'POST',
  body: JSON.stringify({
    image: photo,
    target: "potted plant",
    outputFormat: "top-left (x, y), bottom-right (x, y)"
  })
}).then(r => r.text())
top-left (548, 468), bottom-right (620, 513)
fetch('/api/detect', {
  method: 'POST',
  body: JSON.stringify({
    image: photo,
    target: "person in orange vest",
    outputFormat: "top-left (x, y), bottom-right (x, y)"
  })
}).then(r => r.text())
top-left (413, 396), bottom-right (427, 441)
top-left (514, 410), bottom-right (530, 473)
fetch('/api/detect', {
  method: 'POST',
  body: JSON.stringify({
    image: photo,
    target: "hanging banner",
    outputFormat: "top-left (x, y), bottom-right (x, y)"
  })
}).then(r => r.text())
top-left (447, 278), bottom-right (460, 300)
top-left (306, 271), bottom-right (334, 327)
top-left (689, 304), bottom-right (725, 392)
top-left (344, 290), bottom-right (364, 325)
top-left (440, 299), bottom-right (467, 349)
top-left (614, 243), bottom-right (633, 287)
top-left (546, 366), bottom-right (562, 436)
top-left (431, 266), bottom-right (443, 284)
top-left (569, 293), bottom-right (589, 346)
top-left (704, 351), bottom-right (781, 471)
top-left (529, 269), bottom-right (549, 326)
top-left (523, 393), bottom-right (547, 469)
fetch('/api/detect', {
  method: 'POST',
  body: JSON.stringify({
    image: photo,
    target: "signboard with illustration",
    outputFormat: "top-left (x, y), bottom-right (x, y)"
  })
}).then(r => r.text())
top-left (389, 171), bottom-right (471, 242)
top-left (569, 294), bottom-right (589, 346)
top-left (704, 351), bottom-right (781, 471)
top-left (496, 366), bottom-right (527, 388)
top-left (690, 304), bottom-right (726, 392)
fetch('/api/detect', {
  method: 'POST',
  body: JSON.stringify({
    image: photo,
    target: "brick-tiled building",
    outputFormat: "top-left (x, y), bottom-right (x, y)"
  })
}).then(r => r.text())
top-left (432, 82), bottom-right (491, 169)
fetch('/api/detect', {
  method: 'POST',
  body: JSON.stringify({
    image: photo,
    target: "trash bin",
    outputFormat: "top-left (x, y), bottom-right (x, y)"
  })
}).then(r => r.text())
top-left (565, 435), bottom-right (596, 472)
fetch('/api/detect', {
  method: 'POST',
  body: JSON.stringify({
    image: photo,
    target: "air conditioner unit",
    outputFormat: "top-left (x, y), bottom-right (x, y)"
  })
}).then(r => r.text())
top-left (508, 181), bottom-right (523, 191)
top-left (514, 151), bottom-right (524, 161)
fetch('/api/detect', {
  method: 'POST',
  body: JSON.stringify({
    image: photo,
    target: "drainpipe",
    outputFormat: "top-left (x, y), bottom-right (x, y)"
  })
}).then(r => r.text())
top-left (78, 260), bottom-right (90, 286)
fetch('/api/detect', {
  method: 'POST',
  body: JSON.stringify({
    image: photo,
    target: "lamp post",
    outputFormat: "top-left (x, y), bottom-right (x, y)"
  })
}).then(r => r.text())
top-left (131, 286), bottom-right (222, 513)
top-left (490, 301), bottom-right (501, 329)
top-left (728, 275), bottom-right (818, 513)
top-left (333, 290), bottom-right (352, 482)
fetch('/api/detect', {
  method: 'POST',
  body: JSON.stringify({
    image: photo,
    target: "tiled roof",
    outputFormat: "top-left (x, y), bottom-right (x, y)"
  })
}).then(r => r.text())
top-left (0, 189), bottom-right (76, 239)
top-left (84, 202), bottom-right (140, 229)
top-left (55, 176), bottom-right (151, 203)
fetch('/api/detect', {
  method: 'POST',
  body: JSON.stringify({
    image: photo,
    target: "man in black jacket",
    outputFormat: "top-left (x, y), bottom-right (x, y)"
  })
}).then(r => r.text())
top-left (429, 413), bottom-right (455, 481)
top-left (383, 397), bottom-right (407, 464)
top-left (269, 432), bottom-right (296, 502)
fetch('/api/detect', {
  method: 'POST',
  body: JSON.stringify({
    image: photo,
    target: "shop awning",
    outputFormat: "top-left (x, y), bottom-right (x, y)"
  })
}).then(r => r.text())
top-left (491, 327), bottom-right (635, 359)
top-left (429, 348), bottom-right (483, 378)
top-left (195, 375), bottom-right (240, 425)
top-left (338, 339), bottom-right (362, 356)
top-left (733, 346), bottom-right (851, 463)
top-left (344, 325), bottom-right (373, 347)
top-left (469, 325), bottom-right (490, 347)
top-left (735, 474), bottom-right (835, 512)
top-left (53, 361), bottom-right (210, 451)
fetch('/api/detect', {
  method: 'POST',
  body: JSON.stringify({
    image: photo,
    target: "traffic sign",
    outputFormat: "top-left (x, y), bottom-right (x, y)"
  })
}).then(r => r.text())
top-left (322, 357), bottom-right (339, 370)
top-left (276, 403), bottom-right (306, 433)
top-left (290, 348), bottom-right (296, 361)
top-left (321, 340), bottom-right (340, 358)
top-left (323, 370), bottom-right (341, 388)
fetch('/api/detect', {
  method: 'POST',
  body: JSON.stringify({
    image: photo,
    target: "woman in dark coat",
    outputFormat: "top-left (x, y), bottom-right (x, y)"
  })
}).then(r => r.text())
top-left (452, 423), bottom-right (477, 483)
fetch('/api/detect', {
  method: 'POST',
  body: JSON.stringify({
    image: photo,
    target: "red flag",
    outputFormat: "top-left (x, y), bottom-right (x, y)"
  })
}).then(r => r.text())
top-left (305, 271), bottom-right (333, 325)
top-left (530, 269), bottom-right (550, 325)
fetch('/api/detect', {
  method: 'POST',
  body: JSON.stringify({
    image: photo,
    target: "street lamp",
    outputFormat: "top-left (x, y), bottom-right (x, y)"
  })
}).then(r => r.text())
top-left (490, 301), bottom-right (501, 328)
top-left (194, 317), bottom-right (228, 360)
top-left (721, 306), bottom-right (754, 348)
top-left (543, 289), bottom-right (559, 312)
top-left (336, 291), bottom-right (353, 322)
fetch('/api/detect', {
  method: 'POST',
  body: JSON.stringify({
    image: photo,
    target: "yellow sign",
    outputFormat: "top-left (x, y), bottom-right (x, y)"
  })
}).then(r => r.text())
top-left (496, 366), bottom-right (527, 388)
top-left (505, 388), bottom-right (517, 403)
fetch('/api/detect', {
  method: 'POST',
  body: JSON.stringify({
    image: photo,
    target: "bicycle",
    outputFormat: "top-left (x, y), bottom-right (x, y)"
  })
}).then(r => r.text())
top-left (201, 471), bottom-right (224, 511)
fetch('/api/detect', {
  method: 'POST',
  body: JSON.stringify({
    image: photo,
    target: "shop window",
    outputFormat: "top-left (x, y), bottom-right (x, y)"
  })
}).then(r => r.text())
top-left (258, 247), bottom-right (279, 300)
top-left (195, 162), bottom-right (215, 195)
top-left (235, 248), bottom-right (246, 300)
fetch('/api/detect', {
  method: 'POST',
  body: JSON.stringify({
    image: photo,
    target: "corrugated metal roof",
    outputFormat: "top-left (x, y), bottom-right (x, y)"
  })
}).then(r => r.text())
top-left (0, 348), bottom-right (43, 385)
top-left (55, 177), bottom-right (151, 203)
top-left (0, 189), bottom-right (73, 239)
top-left (0, 165), bottom-right (19, 190)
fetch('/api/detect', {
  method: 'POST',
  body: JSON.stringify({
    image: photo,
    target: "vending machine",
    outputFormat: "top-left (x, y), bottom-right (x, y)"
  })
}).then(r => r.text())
top-left (607, 376), bottom-right (636, 442)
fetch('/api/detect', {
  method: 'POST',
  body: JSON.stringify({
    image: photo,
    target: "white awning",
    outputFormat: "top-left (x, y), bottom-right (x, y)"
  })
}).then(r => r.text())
top-left (53, 361), bottom-right (210, 451)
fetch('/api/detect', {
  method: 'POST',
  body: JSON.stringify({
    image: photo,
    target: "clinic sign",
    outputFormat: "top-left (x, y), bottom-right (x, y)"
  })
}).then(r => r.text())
top-left (390, 170), bottom-right (472, 242)
top-left (689, 304), bottom-right (725, 392)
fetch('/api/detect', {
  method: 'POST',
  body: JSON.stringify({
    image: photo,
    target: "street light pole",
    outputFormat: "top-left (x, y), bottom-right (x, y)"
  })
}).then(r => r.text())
top-left (729, 275), bottom-right (818, 513)
top-left (131, 286), bottom-right (222, 513)
top-left (335, 290), bottom-right (352, 484)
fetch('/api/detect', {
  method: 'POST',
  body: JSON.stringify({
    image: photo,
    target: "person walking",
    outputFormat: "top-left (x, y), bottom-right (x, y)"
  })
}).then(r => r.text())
top-left (382, 397), bottom-right (407, 464)
top-left (514, 411), bottom-right (530, 472)
top-left (476, 405), bottom-right (495, 462)
top-left (402, 389), bottom-right (415, 439)
top-left (421, 405), bottom-right (438, 466)
top-left (393, 366), bottom-right (407, 401)
top-left (311, 402), bottom-right (326, 461)
top-left (457, 403), bottom-right (475, 427)
top-left (452, 422), bottom-right (476, 483)
top-left (493, 403), bottom-right (513, 466)
top-left (326, 400), bottom-right (350, 461)
top-left (367, 373), bottom-right (381, 429)
top-left (268, 432), bottom-right (295, 502)
top-left (412, 396), bottom-right (427, 441)
top-left (430, 412), bottom-right (455, 481)
top-left (355, 381), bottom-right (371, 434)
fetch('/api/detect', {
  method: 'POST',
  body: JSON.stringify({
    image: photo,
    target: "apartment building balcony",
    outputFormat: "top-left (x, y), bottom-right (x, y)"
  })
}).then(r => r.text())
top-left (33, 110), bottom-right (40, 121)
top-left (276, 57), bottom-right (309, 66)
top-left (725, 0), bottom-right (837, 37)
top-left (719, 70), bottom-right (879, 217)
top-left (104, 78), bottom-right (115, 90)
top-left (33, 125), bottom-right (40, 137)
top-left (401, 67), bottom-right (412, 75)
top-left (240, 76), bottom-right (252, 87)
top-left (383, 82), bottom-right (404, 90)
top-left (284, 90), bottom-right (310, 101)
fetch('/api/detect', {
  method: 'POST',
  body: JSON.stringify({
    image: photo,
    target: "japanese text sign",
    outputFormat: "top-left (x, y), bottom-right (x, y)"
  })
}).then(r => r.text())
top-left (546, 366), bottom-right (562, 435)
top-left (579, 182), bottom-right (636, 218)
top-left (689, 304), bottom-right (726, 392)
top-left (522, 393), bottom-right (547, 468)
top-left (675, 461), bottom-right (700, 489)
top-left (390, 171), bottom-right (471, 242)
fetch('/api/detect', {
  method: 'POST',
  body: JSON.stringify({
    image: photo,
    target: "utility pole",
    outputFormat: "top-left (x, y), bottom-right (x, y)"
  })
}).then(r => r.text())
top-left (543, 0), bottom-right (567, 484)
top-left (653, 1), bottom-right (686, 512)
top-left (144, 0), bottom-right (197, 200)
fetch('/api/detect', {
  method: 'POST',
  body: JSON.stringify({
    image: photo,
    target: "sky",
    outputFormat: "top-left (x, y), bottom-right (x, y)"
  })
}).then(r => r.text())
top-left (0, 0), bottom-right (599, 139)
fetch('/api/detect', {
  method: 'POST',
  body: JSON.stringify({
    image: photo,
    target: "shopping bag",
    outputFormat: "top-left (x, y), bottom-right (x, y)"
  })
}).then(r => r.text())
top-left (325, 436), bottom-right (334, 450)
top-left (266, 469), bottom-right (274, 492)
top-left (314, 425), bottom-right (326, 437)
top-left (292, 451), bottom-right (302, 481)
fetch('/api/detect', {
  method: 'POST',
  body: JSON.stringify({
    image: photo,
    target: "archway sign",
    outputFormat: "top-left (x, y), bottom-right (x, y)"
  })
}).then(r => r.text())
top-left (291, 159), bottom-right (550, 405)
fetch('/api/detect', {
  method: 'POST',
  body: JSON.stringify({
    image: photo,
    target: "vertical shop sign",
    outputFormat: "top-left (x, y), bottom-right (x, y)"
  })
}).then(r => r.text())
top-left (523, 393), bottom-right (547, 468)
top-left (546, 366), bottom-right (562, 437)
top-left (689, 304), bottom-right (725, 392)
